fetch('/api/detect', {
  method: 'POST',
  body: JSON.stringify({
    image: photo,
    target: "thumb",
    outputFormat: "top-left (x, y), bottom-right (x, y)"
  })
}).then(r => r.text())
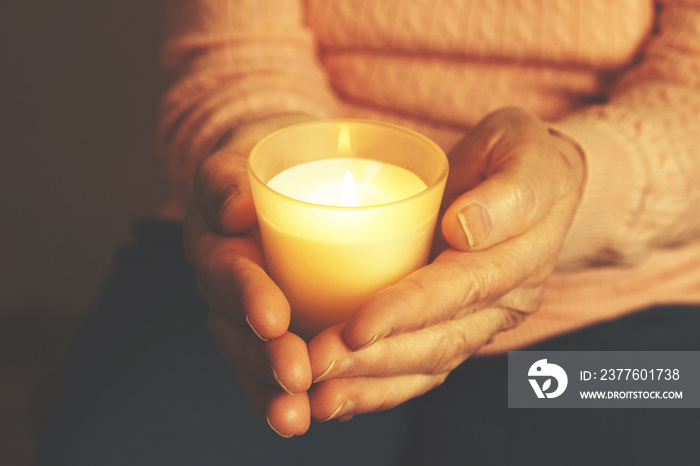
top-left (441, 165), bottom-right (542, 251)
top-left (194, 149), bottom-right (257, 234)
top-left (440, 108), bottom-right (583, 251)
top-left (194, 113), bottom-right (317, 234)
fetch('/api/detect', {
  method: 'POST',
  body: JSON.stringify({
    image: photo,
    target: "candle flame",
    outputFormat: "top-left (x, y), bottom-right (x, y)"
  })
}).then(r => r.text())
top-left (342, 170), bottom-right (359, 206)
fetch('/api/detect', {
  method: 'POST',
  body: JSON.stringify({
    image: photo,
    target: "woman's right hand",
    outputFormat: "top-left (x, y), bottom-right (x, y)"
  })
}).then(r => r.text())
top-left (183, 113), bottom-right (317, 437)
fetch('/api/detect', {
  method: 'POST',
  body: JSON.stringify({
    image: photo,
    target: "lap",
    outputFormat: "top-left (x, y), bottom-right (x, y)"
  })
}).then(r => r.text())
top-left (406, 306), bottom-right (700, 466)
top-left (38, 221), bottom-right (410, 466)
top-left (38, 220), bottom-right (700, 466)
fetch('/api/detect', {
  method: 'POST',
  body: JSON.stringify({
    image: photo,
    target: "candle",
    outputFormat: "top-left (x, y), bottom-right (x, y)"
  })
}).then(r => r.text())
top-left (248, 120), bottom-right (448, 338)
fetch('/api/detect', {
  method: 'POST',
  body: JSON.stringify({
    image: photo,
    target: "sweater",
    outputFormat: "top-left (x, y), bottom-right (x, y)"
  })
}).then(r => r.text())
top-left (157, 0), bottom-right (700, 353)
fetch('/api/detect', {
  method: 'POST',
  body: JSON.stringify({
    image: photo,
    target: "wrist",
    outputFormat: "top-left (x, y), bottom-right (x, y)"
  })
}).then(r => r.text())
top-left (550, 121), bottom-right (646, 268)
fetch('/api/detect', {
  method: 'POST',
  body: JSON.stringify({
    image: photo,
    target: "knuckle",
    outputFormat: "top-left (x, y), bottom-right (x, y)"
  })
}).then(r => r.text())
top-left (397, 277), bottom-right (433, 327)
top-left (500, 307), bottom-right (530, 331)
top-left (194, 152), bottom-right (221, 188)
top-left (464, 258), bottom-right (511, 304)
top-left (500, 285), bottom-right (543, 315)
top-left (424, 322), bottom-right (472, 375)
top-left (509, 173), bottom-right (539, 213)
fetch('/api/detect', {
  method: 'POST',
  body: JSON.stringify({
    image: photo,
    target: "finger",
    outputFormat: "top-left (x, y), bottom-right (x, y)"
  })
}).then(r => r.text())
top-left (193, 113), bottom-right (317, 234)
top-left (311, 307), bottom-right (520, 381)
top-left (209, 311), bottom-right (271, 383)
top-left (237, 372), bottom-right (311, 438)
top-left (342, 215), bottom-right (561, 351)
top-left (185, 208), bottom-right (290, 339)
top-left (210, 313), bottom-right (312, 394)
top-left (194, 151), bottom-right (256, 234)
top-left (340, 248), bottom-right (519, 350)
top-left (266, 332), bottom-right (313, 394)
top-left (309, 372), bottom-right (446, 421)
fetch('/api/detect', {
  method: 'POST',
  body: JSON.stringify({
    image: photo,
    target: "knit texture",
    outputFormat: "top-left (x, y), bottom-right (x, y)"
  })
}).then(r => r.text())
top-left (158, 0), bottom-right (700, 352)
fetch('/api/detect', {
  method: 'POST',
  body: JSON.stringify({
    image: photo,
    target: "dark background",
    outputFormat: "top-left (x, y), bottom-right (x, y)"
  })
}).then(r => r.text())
top-left (1, 2), bottom-right (167, 463)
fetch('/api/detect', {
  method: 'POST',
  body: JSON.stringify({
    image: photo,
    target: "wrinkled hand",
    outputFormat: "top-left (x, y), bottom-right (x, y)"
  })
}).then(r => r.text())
top-left (183, 113), bottom-right (317, 437)
top-left (306, 107), bottom-right (586, 422)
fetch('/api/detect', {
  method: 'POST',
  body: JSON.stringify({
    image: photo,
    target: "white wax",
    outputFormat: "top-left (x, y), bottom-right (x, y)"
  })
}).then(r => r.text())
top-left (267, 158), bottom-right (426, 207)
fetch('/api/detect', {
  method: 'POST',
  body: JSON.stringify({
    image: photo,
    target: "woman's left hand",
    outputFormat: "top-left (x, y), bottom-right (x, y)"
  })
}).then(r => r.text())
top-left (306, 107), bottom-right (586, 421)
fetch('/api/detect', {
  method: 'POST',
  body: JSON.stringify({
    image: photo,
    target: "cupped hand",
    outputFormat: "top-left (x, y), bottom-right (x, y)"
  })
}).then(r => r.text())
top-left (307, 107), bottom-right (586, 421)
top-left (183, 113), bottom-right (317, 437)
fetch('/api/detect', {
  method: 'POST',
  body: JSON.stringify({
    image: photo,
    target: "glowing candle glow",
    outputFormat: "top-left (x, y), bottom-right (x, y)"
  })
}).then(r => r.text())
top-left (248, 120), bottom-right (448, 338)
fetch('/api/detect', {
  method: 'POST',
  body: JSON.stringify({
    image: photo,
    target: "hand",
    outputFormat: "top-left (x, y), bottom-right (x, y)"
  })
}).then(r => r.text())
top-left (306, 107), bottom-right (586, 421)
top-left (183, 113), bottom-right (317, 437)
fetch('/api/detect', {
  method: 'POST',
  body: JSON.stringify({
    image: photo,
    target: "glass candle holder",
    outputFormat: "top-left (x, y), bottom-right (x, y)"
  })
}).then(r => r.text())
top-left (248, 119), bottom-right (448, 339)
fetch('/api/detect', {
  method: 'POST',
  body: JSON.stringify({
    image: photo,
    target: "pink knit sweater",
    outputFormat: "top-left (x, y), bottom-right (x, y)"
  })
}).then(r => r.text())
top-left (158, 0), bottom-right (700, 353)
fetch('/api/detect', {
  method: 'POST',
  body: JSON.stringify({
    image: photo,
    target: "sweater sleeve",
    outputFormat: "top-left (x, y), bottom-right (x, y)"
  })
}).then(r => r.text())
top-left (554, 0), bottom-right (700, 267)
top-left (157, 0), bottom-right (339, 214)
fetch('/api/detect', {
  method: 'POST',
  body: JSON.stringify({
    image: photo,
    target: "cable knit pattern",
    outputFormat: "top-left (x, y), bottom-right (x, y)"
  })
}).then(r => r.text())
top-left (309, 0), bottom-right (653, 130)
top-left (157, 0), bottom-right (700, 352)
top-left (307, 0), bottom-right (650, 64)
top-left (554, 0), bottom-right (700, 264)
top-left (159, 0), bottom-right (339, 205)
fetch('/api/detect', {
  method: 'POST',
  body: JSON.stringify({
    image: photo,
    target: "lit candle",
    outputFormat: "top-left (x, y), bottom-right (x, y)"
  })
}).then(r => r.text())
top-left (248, 120), bottom-right (448, 338)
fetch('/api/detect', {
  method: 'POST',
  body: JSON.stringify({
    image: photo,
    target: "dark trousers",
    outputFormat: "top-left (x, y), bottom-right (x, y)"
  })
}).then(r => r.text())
top-left (38, 220), bottom-right (700, 465)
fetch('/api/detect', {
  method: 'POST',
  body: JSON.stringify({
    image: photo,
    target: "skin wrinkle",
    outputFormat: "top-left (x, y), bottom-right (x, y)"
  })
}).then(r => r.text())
top-left (419, 260), bottom-right (480, 320)
top-left (408, 308), bottom-right (504, 376)
top-left (423, 321), bottom-right (471, 375)
top-left (385, 315), bottom-right (482, 376)
top-left (439, 253), bottom-right (503, 311)
top-left (405, 272), bottom-right (458, 328)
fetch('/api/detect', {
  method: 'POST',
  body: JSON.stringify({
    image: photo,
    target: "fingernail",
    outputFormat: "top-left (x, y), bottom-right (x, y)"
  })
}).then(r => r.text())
top-left (266, 416), bottom-right (293, 438)
top-left (271, 366), bottom-right (295, 395)
top-left (356, 331), bottom-right (385, 351)
top-left (246, 315), bottom-right (269, 341)
top-left (320, 400), bottom-right (355, 422)
top-left (313, 357), bottom-right (354, 383)
top-left (312, 360), bottom-right (335, 384)
top-left (457, 203), bottom-right (491, 248)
